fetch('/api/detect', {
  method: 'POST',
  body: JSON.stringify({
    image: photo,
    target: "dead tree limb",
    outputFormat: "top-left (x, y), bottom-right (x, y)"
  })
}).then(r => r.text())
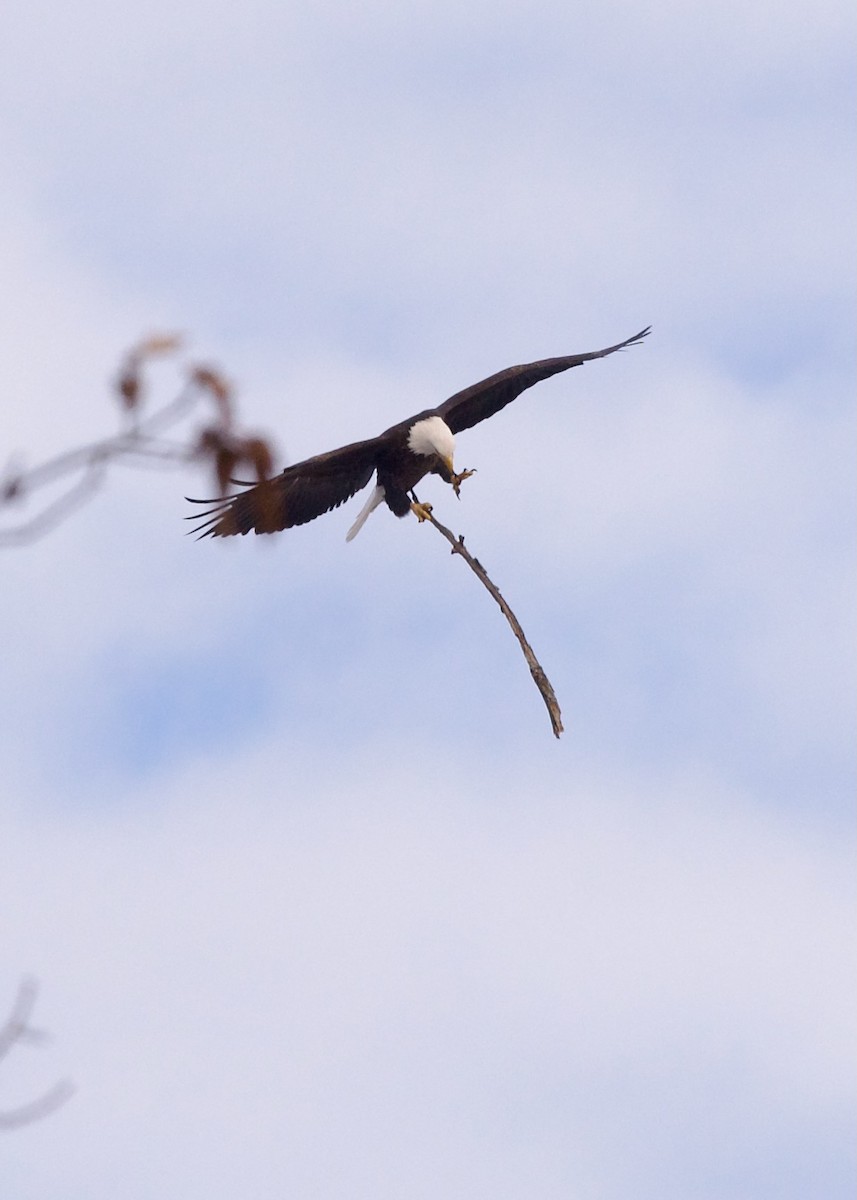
top-left (413, 494), bottom-right (564, 738)
top-left (0, 979), bottom-right (75, 1130)
top-left (1, 335), bottom-right (277, 547)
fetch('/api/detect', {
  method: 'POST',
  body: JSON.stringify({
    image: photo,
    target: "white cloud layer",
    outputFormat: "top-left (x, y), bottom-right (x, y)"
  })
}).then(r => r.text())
top-left (2, 752), bottom-right (854, 1198)
top-left (0, 0), bottom-right (854, 1194)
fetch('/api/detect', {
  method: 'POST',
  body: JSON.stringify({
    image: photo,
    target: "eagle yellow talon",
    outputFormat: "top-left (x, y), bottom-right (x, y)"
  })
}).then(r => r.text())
top-left (410, 500), bottom-right (433, 523)
top-left (451, 467), bottom-right (476, 497)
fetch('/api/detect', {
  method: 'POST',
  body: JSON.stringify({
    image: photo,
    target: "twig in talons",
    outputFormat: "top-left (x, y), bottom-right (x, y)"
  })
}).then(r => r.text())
top-left (451, 467), bottom-right (476, 499)
top-left (413, 492), bottom-right (564, 738)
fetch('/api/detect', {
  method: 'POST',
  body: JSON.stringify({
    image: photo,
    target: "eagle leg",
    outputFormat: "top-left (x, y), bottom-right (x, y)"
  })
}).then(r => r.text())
top-left (450, 468), bottom-right (476, 498)
top-left (410, 499), bottom-right (434, 523)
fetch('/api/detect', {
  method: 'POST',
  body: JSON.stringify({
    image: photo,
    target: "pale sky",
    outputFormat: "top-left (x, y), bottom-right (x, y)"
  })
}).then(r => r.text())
top-left (1, 1), bottom-right (854, 1197)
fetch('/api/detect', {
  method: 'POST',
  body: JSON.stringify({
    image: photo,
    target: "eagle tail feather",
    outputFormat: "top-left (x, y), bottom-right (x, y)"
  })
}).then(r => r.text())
top-left (345, 483), bottom-right (384, 542)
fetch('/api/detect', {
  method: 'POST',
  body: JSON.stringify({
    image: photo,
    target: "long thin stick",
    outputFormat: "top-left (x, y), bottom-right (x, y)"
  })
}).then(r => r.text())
top-left (414, 495), bottom-right (564, 738)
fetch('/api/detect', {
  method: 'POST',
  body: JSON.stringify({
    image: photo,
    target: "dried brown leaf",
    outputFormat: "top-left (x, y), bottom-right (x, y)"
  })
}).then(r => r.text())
top-left (195, 425), bottom-right (227, 456)
top-left (191, 366), bottom-right (233, 427)
top-left (241, 436), bottom-right (275, 481)
top-left (136, 333), bottom-right (183, 358)
top-left (215, 448), bottom-right (238, 495)
top-left (116, 365), bottom-right (140, 411)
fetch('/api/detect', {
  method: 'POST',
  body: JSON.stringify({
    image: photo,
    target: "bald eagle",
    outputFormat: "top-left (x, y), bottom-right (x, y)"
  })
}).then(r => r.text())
top-left (189, 327), bottom-right (650, 540)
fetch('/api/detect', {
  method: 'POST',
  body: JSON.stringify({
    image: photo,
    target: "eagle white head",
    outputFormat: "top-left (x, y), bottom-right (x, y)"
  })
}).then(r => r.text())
top-left (407, 415), bottom-right (456, 472)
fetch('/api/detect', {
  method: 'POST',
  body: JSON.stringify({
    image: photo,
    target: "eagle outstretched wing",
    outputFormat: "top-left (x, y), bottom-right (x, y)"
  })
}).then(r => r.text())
top-left (189, 327), bottom-right (651, 539)
top-left (188, 437), bottom-right (381, 538)
top-left (434, 327), bottom-right (651, 435)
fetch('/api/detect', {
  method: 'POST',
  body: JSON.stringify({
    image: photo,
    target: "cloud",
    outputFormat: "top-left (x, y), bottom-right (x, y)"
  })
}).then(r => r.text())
top-left (1, 750), bottom-right (853, 1197)
top-left (0, 0), bottom-right (854, 1195)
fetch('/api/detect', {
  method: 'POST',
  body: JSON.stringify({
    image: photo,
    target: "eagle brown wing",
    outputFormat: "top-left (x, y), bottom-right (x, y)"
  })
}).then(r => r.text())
top-left (188, 437), bottom-right (381, 537)
top-left (434, 327), bottom-right (651, 435)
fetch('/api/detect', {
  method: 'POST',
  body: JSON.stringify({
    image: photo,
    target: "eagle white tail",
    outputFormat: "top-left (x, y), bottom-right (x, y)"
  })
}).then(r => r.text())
top-left (346, 484), bottom-right (385, 541)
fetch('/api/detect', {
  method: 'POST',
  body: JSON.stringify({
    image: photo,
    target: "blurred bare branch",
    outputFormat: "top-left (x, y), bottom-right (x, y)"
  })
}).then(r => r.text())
top-left (0, 1080), bottom-right (77, 1131)
top-left (1, 335), bottom-right (278, 547)
top-left (0, 978), bottom-right (75, 1130)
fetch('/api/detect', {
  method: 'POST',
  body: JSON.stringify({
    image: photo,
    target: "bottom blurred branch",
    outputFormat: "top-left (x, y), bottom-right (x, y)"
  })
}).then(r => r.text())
top-left (0, 979), bottom-right (75, 1130)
